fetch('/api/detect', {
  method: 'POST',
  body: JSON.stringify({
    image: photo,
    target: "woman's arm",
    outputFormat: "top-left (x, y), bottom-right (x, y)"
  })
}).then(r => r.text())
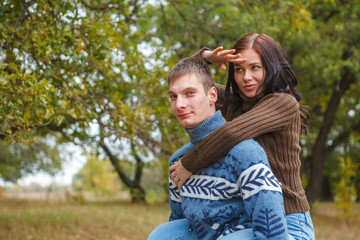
top-left (181, 93), bottom-right (299, 172)
top-left (191, 47), bottom-right (246, 70)
top-left (202, 47), bottom-right (246, 70)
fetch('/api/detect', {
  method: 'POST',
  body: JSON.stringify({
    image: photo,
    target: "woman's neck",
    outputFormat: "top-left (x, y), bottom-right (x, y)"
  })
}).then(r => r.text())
top-left (239, 91), bottom-right (265, 112)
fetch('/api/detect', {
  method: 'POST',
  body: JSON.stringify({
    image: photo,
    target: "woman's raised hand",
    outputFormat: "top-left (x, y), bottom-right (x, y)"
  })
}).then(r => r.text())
top-left (202, 46), bottom-right (247, 71)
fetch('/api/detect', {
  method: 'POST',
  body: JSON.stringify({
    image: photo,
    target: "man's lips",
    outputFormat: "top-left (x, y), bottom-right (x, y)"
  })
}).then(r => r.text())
top-left (177, 113), bottom-right (191, 119)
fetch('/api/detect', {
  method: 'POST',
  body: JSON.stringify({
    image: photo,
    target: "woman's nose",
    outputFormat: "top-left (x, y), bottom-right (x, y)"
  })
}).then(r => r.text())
top-left (243, 70), bottom-right (252, 81)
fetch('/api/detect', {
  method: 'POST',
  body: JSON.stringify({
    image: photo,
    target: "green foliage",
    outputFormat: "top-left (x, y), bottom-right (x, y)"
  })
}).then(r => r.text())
top-left (0, 136), bottom-right (63, 182)
top-left (0, 0), bottom-right (359, 205)
top-left (333, 155), bottom-right (358, 220)
top-left (72, 155), bottom-right (121, 196)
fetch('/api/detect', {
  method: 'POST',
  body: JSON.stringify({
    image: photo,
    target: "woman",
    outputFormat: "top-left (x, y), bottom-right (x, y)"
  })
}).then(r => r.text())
top-left (170, 33), bottom-right (315, 240)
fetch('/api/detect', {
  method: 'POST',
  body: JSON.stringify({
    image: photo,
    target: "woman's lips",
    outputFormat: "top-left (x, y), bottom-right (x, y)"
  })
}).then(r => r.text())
top-left (244, 84), bottom-right (256, 91)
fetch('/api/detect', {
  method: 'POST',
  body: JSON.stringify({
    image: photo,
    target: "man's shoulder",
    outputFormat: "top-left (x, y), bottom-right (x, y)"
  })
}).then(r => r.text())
top-left (228, 139), bottom-right (267, 162)
top-left (230, 139), bottom-right (264, 151)
top-left (170, 143), bottom-right (194, 163)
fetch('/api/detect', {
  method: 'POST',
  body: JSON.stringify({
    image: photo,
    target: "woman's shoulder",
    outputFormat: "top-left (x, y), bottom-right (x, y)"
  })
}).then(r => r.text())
top-left (259, 93), bottom-right (299, 108)
top-left (263, 92), bottom-right (297, 101)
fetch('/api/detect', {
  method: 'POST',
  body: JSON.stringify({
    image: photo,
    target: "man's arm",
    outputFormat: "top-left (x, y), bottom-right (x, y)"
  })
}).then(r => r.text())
top-left (181, 93), bottom-right (299, 172)
top-left (234, 141), bottom-right (289, 239)
top-left (169, 175), bottom-right (184, 221)
top-left (168, 155), bottom-right (185, 221)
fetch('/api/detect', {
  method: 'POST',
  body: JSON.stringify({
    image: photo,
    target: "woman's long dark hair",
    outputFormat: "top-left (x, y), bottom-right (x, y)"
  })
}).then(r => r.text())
top-left (225, 33), bottom-right (310, 134)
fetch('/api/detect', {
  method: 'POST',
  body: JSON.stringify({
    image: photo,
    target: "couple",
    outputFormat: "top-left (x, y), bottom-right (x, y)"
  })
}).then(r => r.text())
top-left (148, 33), bottom-right (315, 240)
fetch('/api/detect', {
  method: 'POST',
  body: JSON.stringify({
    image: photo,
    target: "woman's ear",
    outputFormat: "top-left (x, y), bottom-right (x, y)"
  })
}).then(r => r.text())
top-left (208, 87), bottom-right (218, 104)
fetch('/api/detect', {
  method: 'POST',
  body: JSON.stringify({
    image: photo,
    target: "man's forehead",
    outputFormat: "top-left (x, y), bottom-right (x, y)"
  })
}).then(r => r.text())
top-left (168, 73), bottom-right (202, 90)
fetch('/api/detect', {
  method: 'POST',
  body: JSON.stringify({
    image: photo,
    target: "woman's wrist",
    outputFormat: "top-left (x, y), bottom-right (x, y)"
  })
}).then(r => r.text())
top-left (202, 50), bottom-right (212, 61)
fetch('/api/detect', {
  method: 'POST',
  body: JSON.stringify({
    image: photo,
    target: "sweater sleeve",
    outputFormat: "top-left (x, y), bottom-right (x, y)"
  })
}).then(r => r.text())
top-left (181, 93), bottom-right (299, 172)
top-left (190, 47), bottom-right (212, 63)
top-left (169, 181), bottom-right (183, 221)
top-left (234, 141), bottom-right (289, 239)
top-left (169, 164), bottom-right (184, 221)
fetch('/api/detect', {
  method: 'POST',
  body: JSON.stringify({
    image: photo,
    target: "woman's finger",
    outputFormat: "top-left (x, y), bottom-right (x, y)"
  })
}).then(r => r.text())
top-left (212, 46), bottom-right (224, 54)
top-left (218, 49), bottom-right (236, 56)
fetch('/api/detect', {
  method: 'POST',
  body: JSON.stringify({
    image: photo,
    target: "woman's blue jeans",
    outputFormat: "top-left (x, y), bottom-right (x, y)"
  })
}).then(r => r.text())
top-left (286, 212), bottom-right (315, 240)
top-left (147, 212), bottom-right (315, 240)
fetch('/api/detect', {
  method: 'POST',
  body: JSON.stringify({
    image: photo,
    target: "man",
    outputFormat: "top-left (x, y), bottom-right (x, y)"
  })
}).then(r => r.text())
top-left (148, 57), bottom-right (291, 240)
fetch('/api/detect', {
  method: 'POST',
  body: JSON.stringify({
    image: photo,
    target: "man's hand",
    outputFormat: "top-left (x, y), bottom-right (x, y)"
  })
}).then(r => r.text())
top-left (169, 159), bottom-right (192, 190)
top-left (202, 46), bottom-right (247, 71)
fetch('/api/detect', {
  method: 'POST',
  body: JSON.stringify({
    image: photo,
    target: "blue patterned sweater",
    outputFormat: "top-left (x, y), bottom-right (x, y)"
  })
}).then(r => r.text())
top-left (169, 111), bottom-right (289, 240)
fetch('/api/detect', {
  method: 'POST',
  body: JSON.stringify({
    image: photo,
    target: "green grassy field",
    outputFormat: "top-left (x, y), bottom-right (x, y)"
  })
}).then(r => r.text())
top-left (0, 198), bottom-right (359, 240)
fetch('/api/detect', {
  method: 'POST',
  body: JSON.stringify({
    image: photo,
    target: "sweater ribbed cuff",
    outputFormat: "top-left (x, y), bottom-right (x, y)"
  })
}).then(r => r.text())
top-left (181, 151), bottom-right (201, 173)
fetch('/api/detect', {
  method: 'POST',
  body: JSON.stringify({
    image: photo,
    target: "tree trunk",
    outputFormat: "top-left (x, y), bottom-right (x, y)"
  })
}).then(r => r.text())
top-left (129, 185), bottom-right (146, 203)
top-left (320, 176), bottom-right (333, 201)
top-left (100, 141), bottom-right (146, 203)
top-left (306, 149), bottom-right (328, 202)
top-left (306, 65), bottom-right (355, 202)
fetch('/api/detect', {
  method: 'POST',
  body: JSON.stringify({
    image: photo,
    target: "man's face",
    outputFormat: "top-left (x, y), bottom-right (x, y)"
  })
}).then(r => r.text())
top-left (168, 73), bottom-right (217, 129)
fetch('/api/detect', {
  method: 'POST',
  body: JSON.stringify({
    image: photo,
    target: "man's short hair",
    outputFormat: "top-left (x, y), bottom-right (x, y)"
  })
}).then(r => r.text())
top-left (168, 57), bottom-right (215, 93)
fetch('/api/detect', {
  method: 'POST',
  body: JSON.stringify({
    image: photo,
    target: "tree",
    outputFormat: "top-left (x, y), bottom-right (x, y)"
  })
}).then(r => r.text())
top-left (0, 0), bottom-right (181, 202)
top-left (1, 0), bottom-right (359, 203)
top-left (72, 155), bottom-right (121, 197)
top-left (296, 0), bottom-right (360, 201)
top-left (149, 0), bottom-right (360, 202)
top-left (0, 136), bottom-right (62, 182)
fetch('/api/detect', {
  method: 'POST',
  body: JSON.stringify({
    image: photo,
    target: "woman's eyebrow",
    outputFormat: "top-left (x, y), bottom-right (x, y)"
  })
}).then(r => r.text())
top-left (248, 61), bottom-right (261, 65)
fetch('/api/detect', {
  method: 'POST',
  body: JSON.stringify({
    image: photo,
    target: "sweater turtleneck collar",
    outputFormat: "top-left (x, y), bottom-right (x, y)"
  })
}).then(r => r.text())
top-left (239, 91), bottom-right (265, 113)
top-left (185, 110), bottom-right (225, 144)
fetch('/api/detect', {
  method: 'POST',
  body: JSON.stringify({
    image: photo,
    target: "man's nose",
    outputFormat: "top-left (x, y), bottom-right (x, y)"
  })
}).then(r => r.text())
top-left (175, 96), bottom-right (186, 109)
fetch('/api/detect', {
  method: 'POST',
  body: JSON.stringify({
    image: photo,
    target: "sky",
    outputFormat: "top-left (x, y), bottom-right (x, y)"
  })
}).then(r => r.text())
top-left (20, 152), bottom-right (86, 186)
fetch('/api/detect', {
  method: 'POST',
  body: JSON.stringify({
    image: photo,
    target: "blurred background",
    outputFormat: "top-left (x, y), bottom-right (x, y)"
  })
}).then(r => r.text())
top-left (0, 0), bottom-right (359, 239)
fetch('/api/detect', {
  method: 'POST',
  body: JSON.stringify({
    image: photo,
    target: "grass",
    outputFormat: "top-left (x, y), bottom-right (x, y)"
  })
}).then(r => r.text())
top-left (0, 198), bottom-right (359, 240)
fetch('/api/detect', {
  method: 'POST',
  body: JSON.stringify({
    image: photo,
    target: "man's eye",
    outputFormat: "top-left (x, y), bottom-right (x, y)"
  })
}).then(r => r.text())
top-left (187, 91), bottom-right (195, 96)
top-left (169, 95), bottom-right (177, 100)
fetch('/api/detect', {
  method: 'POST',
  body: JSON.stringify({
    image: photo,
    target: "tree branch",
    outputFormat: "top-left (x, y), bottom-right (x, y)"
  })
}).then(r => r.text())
top-left (131, 140), bottom-right (143, 183)
top-left (99, 139), bottom-right (134, 187)
top-left (326, 121), bottom-right (360, 153)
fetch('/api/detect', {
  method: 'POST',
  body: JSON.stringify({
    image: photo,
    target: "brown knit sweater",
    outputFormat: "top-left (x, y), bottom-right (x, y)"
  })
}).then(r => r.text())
top-left (181, 82), bottom-right (310, 214)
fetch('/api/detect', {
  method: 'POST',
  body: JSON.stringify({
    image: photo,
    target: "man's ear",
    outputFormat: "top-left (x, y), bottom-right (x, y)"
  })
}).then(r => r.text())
top-left (208, 87), bottom-right (217, 104)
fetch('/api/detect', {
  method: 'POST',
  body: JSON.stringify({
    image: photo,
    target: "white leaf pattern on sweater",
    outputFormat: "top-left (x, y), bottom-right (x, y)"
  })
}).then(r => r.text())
top-left (170, 175), bottom-right (241, 201)
top-left (238, 163), bottom-right (282, 200)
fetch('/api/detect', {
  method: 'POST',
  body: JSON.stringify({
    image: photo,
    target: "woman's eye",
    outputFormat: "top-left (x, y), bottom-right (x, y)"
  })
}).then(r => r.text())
top-left (235, 68), bottom-right (243, 72)
top-left (253, 66), bottom-right (261, 70)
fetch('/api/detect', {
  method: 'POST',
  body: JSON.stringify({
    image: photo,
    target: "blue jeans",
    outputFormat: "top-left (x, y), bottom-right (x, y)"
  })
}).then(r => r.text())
top-left (147, 218), bottom-right (298, 240)
top-left (147, 219), bottom-right (198, 240)
top-left (286, 212), bottom-right (315, 240)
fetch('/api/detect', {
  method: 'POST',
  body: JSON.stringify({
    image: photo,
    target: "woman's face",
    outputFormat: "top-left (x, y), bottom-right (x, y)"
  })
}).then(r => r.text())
top-left (234, 48), bottom-right (265, 98)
